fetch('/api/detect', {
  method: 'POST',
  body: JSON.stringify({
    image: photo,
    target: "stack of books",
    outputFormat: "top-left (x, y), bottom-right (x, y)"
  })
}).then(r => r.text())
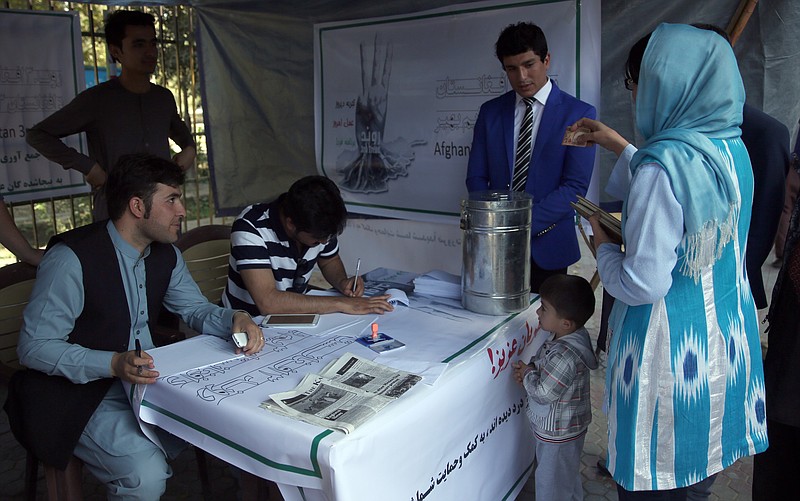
top-left (571, 196), bottom-right (623, 244)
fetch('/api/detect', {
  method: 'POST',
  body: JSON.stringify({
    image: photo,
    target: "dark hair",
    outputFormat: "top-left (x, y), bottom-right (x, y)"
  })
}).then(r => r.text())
top-left (282, 176), bottom-right (347, 239)
top-left (105, 10), bottom-right (155, 58)
top-left (692, 23), bottom-right (732, 45)
top-left (106, 153), bottom-right (185, 221)
top-left (539, 274), bottom-right (595, 328)
top-left (495, 22), bottom-right (548, 63)
top-left (624, 33), bottom-right (652, 89)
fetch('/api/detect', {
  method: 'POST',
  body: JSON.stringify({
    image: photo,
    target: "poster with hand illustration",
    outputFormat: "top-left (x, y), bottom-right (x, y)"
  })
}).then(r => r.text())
top-left (315, 0), bottom-right (600, 222)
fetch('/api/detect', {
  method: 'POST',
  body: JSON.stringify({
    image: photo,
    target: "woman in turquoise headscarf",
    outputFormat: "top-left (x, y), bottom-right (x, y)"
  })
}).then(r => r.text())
top-left (572, 23), bottom-right (768, 499)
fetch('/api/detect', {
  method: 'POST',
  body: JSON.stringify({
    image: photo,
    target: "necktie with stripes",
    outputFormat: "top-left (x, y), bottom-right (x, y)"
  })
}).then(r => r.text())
top-left (512, 97), bottom-right (535, 192)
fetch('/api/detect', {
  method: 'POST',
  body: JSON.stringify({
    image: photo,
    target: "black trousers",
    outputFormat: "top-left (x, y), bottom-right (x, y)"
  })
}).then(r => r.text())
top-left (752, 419), bottom-right (800, 501)
top-left (530, 259), bottom-right (566, 294)
top-left (596, 289), bottom-right (615, 353)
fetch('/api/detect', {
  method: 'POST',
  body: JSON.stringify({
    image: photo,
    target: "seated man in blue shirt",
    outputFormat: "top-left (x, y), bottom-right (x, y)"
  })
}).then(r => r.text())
top-left (5, 153), bottom-right (263, 499)
top-left (223, 175), bottom-right (393, 316)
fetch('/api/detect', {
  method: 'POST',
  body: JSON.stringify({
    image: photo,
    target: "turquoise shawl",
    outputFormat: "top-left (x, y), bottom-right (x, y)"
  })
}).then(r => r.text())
top-left (629, 23), bottom-right (745, 280)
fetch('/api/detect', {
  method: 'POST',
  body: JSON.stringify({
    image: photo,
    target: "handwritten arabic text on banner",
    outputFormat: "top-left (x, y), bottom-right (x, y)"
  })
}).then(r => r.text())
top-left (0, 9), bottom-right (88, 202)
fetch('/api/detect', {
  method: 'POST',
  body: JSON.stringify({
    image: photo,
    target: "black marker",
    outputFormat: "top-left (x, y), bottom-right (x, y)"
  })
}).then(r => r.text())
top-left (135, 338), bottom-right (142, 375)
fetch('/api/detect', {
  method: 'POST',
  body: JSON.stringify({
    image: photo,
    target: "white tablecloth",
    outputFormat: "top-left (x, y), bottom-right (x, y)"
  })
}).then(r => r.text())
top-left (132, 295), bottom-right (542, 501)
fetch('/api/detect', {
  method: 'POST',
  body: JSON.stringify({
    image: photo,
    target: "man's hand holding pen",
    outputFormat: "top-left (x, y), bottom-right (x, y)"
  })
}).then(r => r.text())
top-left (111, 340), bottom-right (158, 384)
top-left (348, 258), bottom-right (363, 297)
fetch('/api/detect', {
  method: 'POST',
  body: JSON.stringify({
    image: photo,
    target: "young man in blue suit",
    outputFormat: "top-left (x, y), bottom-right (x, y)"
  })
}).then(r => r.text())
top-left (466, 22), bottom-right (596, 291)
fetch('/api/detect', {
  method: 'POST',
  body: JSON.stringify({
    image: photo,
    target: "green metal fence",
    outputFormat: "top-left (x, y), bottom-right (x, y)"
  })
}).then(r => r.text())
top-left (1, 0), bottom-right (231, 263)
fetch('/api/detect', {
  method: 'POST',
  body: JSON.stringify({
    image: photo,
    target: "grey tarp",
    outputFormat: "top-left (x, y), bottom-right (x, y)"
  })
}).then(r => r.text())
top-left (94, 0), bottom-right (800, 211)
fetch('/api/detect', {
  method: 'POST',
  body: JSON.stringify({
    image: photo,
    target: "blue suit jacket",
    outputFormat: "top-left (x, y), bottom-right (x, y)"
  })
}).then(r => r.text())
top-left (466, 82), bottom-right (597, 269)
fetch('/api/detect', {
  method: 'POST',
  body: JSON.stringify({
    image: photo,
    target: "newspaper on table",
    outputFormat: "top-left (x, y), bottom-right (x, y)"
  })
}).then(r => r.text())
top-left (261, 352), bottom-right (422, 433)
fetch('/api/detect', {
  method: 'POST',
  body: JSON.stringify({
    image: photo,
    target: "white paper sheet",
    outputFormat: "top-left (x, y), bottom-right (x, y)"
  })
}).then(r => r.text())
top-left (149, 335), bottom-right (242, 377)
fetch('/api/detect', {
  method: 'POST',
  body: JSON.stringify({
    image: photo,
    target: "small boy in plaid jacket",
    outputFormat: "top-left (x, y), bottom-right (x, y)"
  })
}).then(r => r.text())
top-left (512, 274), bottom-right (597, 501)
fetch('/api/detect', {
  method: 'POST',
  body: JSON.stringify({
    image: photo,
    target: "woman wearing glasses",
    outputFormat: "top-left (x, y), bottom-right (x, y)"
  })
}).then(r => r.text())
top-left (571, 24), bottom-right (767, 500)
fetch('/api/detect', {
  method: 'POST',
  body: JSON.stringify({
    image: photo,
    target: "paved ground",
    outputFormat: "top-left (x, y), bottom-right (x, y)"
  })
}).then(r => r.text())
top-left (1, 236), bottom-right (775, 500)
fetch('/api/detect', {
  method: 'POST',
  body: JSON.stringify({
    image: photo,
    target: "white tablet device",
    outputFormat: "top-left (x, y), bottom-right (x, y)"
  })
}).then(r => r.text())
top-left (261, 314), bottom-right (320, 328)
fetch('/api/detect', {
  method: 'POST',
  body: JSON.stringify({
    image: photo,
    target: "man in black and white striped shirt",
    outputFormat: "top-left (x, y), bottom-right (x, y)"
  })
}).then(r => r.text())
top-left (222, 176), bottom-right (393, 316)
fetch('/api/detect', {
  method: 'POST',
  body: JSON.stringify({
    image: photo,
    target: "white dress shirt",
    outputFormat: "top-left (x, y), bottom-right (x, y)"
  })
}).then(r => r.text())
top-left (511, 79), bottom-right (552, 171)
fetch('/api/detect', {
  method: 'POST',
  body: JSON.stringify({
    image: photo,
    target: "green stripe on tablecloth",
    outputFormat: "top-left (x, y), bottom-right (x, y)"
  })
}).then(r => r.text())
top-left (442, 294), bottom-right (539, 363)
top-left (502, 459), bottom-right (535, 500)
top-left (141, 400), bottom-right (334, 478)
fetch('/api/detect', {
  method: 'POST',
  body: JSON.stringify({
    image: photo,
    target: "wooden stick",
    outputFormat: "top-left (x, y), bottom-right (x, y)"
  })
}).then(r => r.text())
top-left (725, 0), bottom-right (748, 34)
top-left (726, 0), bottom-right (759, 47)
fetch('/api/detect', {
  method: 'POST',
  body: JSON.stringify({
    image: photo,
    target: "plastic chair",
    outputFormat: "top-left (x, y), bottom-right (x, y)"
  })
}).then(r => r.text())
top-left (0, 262), bottom-right (84, 500)
top-left (0, 262), bottom-right (37, 381)
top-left (176, 224), bottom-right (232, 304)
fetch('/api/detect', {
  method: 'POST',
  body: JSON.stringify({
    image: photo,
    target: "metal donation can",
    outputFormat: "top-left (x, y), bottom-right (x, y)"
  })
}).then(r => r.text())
top-left (460, 190), bottom-right (532, 315)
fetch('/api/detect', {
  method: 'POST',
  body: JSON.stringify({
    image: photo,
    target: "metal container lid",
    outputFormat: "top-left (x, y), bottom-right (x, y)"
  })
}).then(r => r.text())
top-left (462, 190), bottom-right (532, 210)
